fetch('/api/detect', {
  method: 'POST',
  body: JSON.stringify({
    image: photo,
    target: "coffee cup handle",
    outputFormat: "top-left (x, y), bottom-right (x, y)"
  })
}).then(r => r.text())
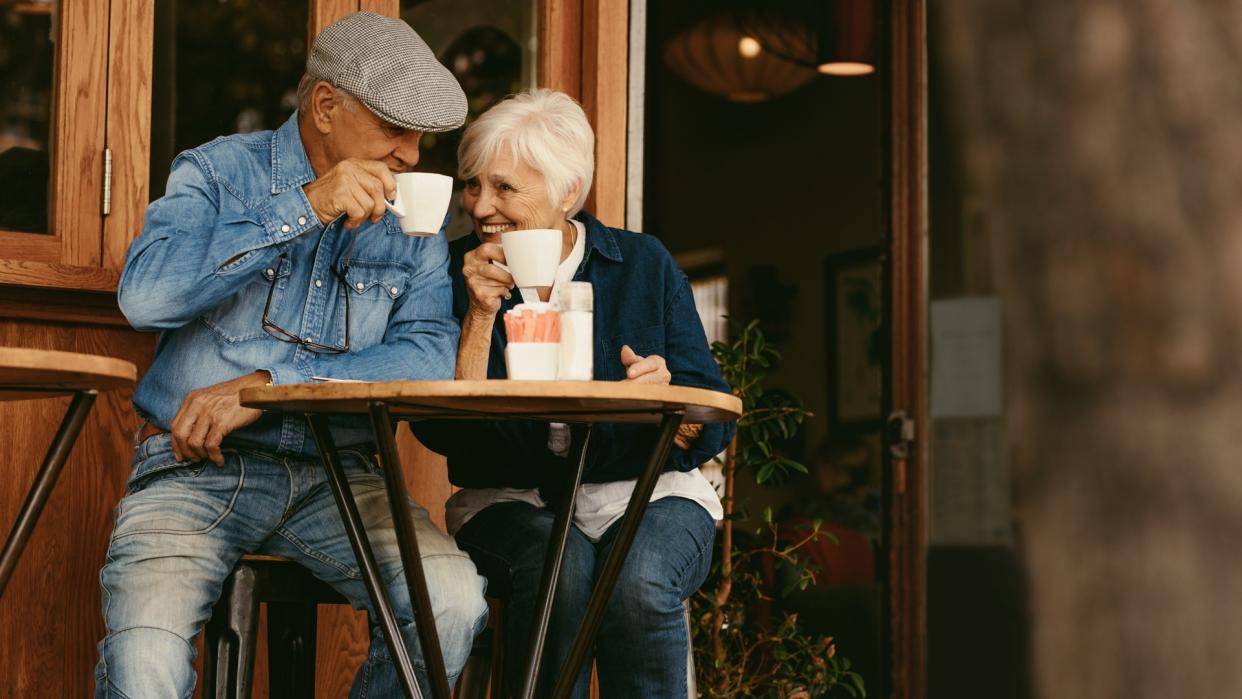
top-left (384, 190), bottom-right (405, 218)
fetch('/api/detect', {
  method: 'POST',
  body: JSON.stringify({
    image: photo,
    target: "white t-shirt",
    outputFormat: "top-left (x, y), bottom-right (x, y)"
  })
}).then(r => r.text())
top-left (444, 220), bottom-right (724, 541)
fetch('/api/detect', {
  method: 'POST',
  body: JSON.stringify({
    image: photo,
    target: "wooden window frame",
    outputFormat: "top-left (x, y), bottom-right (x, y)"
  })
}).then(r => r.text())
top-left (0, 0), bottom-right (112, 290)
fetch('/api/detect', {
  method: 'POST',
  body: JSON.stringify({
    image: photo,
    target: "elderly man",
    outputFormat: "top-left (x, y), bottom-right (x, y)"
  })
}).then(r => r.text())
top-left (95, 13), bottom-right (487, 698)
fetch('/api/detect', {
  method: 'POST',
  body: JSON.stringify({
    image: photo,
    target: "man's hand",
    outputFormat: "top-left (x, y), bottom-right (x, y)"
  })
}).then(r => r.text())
top-left (462, 242), bottom-right (515, 320)
top-left (171, 371), bottom-right (271, 465)
top-left (620, 345), bottom-right (672, 384)
top-left (302, 158), bottom-right (397, 229)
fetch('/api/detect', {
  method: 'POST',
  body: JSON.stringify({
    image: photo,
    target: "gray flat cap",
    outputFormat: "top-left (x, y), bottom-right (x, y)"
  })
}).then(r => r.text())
top-left (307, 12), bottom-right (466, 132)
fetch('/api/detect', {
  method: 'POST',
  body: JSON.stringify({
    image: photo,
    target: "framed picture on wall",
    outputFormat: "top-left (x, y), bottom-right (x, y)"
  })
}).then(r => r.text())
top-left (825, 247), bottom-right (885, 432)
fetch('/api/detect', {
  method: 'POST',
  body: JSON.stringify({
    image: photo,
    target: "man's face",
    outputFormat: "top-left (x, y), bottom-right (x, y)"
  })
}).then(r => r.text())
top-left (323, 98), bottom-right (424, 173)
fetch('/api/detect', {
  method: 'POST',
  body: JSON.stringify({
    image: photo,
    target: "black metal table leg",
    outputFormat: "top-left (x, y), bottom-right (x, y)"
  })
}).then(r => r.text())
top-left (519, 424), bottom-right (593, 699)
top-left (306, 414), bottom-right (424, 699)
top-left (0, 389), bottom-right (96, 596)
top-left (367, 403), bottom-right (453, 699)
top-left (549, 411), bottom-right (684, 699)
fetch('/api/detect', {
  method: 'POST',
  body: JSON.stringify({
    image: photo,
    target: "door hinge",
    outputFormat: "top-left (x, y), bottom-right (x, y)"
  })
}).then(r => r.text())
top-left (887, 410), bottom-right (916, 495)
top-left (102, 147), bottom-right (113, 216)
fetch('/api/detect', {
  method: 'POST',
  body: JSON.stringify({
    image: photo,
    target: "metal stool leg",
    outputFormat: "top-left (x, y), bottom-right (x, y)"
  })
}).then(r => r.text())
top-left (268, 599), bottom-right (318, 699)
top-left (549, 412), bottom-right (684, 699)
top-left (519, 424), bottom-right (592, 699)
top-left (203, 564), bottom-right (260, 698)
top-left (368, 403), bottom-right (452, 699)
top-left (0, 390), bottom-right (95, 596)
top-left (306, 414), bottom-right (424, 699)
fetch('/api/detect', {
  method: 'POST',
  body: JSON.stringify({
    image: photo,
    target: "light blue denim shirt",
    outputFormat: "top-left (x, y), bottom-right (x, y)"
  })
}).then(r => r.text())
top-left (119, 113), bottom-right (459, 456)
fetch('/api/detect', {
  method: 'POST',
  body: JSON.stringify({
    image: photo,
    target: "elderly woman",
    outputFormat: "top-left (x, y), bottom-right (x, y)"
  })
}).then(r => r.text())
top-left (413, 89), bottom-right (734, 698)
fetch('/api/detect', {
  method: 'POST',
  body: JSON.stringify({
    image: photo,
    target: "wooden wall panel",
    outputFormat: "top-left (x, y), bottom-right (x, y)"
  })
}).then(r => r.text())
top-left (0, 319), bottom-right (155, 698)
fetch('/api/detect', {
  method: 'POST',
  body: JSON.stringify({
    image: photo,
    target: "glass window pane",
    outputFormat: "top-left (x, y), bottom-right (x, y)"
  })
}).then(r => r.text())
top-left (149, 0), bottom-right (308, 200)
top-left (0, 0), bottom-right (55, 234)
top-left (401, 0), bottom-right (537, 239)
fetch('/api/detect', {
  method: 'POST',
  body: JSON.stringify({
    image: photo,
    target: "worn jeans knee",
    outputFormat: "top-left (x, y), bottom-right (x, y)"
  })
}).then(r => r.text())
top-left (95, 626), bottom-right (196, 699)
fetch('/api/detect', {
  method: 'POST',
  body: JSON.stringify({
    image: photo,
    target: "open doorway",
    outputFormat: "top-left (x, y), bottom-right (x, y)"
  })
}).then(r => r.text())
top-left (641, 1), bottom-right (889, 694)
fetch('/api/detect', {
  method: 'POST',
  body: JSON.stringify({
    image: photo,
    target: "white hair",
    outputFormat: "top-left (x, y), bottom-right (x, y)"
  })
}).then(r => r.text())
top-left (457, 89), bottom-right (595, 217)
top-left (296, 73), bottom-right (358, 115)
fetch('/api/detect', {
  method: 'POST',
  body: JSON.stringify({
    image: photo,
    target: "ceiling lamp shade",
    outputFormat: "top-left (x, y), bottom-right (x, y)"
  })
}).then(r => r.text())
top-left (737, 0), bottom-right (876, 76)
top-left (663, 13), bottom-right (817, 104)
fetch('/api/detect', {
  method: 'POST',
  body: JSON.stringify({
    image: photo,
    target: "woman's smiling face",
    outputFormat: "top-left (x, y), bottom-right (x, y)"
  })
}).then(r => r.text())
top-left (462, 151), bottom-right (564, 244)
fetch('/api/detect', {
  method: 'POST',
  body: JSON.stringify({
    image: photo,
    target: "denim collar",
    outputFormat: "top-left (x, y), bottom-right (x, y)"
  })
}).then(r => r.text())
top-left (270, 112), bottom-right (315, 195)
top-left (574, 211), bottom-right (623, 266)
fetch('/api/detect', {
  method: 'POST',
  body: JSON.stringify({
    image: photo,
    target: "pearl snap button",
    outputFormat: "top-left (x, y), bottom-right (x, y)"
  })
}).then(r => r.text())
top-left (297, 216), bottom-right (307, 226)
top-left (390, 286), bottom-right (399, 296)
top-left (280, 224), bottom-right (291, 233)
top-left (314, 279), bottom-right (323, 288)
top-left (356, 282), bottom-right (365, 291)
top-left (264, 268), bottom-right (275, 279)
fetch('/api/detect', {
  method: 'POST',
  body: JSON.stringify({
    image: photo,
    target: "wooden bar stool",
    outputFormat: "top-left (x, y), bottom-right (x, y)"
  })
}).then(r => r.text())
top-left (202, 554), bottom-right (347, 698)
top-left (202, 554), bottom-right (503, 698)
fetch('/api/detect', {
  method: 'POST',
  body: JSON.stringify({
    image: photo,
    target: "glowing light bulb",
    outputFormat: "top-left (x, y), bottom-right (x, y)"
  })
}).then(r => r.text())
top-left (738, 36), bottom-right (762, 59)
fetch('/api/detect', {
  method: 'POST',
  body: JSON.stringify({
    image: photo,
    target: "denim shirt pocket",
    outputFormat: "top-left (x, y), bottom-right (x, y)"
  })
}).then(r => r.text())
top-left (343, 260), bottom-right (409, 350)
top-left (600, 323), bottom-right (666, 380)
top-left (199, 262), bottom-right (291, 343)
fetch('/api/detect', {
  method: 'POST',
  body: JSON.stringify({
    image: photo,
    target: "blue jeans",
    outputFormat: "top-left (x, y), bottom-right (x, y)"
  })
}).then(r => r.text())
top-left (456, 497), bottom-right (716, 699)
top-left (94, 434), bottom-right (488, 698)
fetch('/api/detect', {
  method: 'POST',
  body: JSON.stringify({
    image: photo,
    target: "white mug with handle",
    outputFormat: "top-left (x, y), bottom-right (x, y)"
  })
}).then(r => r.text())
top-left (384, 172), bottom-right (453, 236)
top-left (498, 228), bottom-right (562, 287)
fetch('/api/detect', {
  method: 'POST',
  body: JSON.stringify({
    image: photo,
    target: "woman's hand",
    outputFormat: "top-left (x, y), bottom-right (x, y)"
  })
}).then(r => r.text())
top-left (620, 346), bottom-right (702, 448)
top-left (620, 345), bottom-right (672, 384)
top-left (462, 242), bottom-right (514, 320)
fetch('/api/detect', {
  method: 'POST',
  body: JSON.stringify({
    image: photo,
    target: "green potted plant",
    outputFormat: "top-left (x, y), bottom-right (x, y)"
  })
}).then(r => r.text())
top-left (692, 319), bottom-right (866, 698)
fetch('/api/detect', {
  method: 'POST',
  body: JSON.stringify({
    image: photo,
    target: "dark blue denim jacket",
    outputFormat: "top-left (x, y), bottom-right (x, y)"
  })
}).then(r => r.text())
top-left (412, 213), bottom-right (736, 487)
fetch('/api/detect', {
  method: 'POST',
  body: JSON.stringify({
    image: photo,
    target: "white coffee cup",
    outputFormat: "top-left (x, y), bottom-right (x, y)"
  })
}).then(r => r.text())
top-left (504, 342), bottom-right (560, 380)
top-left (384, 172), bottom-right (453, 236)
top-left (499, 228), bottom-right (562, 287)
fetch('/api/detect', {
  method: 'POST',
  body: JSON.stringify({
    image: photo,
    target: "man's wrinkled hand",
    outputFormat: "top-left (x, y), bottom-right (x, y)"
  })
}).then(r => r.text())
top-left (303, 158), bottom-right (397, 229)
top-left (171, 371), bottom-right (271, 465)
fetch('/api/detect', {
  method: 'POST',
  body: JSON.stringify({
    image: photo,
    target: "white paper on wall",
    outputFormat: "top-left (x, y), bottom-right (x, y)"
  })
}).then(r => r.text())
top-left (930, 297), bottom-right (1002, 418)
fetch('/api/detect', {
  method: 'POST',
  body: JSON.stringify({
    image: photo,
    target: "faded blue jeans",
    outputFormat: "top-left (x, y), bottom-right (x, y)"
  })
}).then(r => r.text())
top-left (456, 497), bottom-right (715, 699)
top-left (94, 434), bottom-right (488, 698)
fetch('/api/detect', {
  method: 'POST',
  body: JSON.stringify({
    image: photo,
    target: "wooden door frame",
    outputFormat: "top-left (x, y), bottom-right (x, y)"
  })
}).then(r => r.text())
top-left (885, 0), bottom-right (928, 697)
top-left (540, 0), bottom-right (628, 226)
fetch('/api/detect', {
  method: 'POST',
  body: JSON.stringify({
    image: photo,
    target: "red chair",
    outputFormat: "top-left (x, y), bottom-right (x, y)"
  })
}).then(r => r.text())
top-left (780, 517), bottom-right (875, 587)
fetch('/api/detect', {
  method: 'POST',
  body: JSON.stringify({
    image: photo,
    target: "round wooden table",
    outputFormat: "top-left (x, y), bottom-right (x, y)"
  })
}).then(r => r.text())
top-left (0, 348), bottom-right (137, 596)
top-left (241, 379), bottom-right (740, 699)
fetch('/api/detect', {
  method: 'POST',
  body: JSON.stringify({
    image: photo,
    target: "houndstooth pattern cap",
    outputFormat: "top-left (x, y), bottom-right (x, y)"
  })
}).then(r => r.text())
top-left (307, 12), bottom-right (466, 133)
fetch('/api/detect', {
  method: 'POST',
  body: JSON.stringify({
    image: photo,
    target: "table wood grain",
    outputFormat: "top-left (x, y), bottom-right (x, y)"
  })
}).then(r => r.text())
top-left (0, 347), bottom-right (137, 401)
top-left (240, 380), bottom-right (742, 424)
